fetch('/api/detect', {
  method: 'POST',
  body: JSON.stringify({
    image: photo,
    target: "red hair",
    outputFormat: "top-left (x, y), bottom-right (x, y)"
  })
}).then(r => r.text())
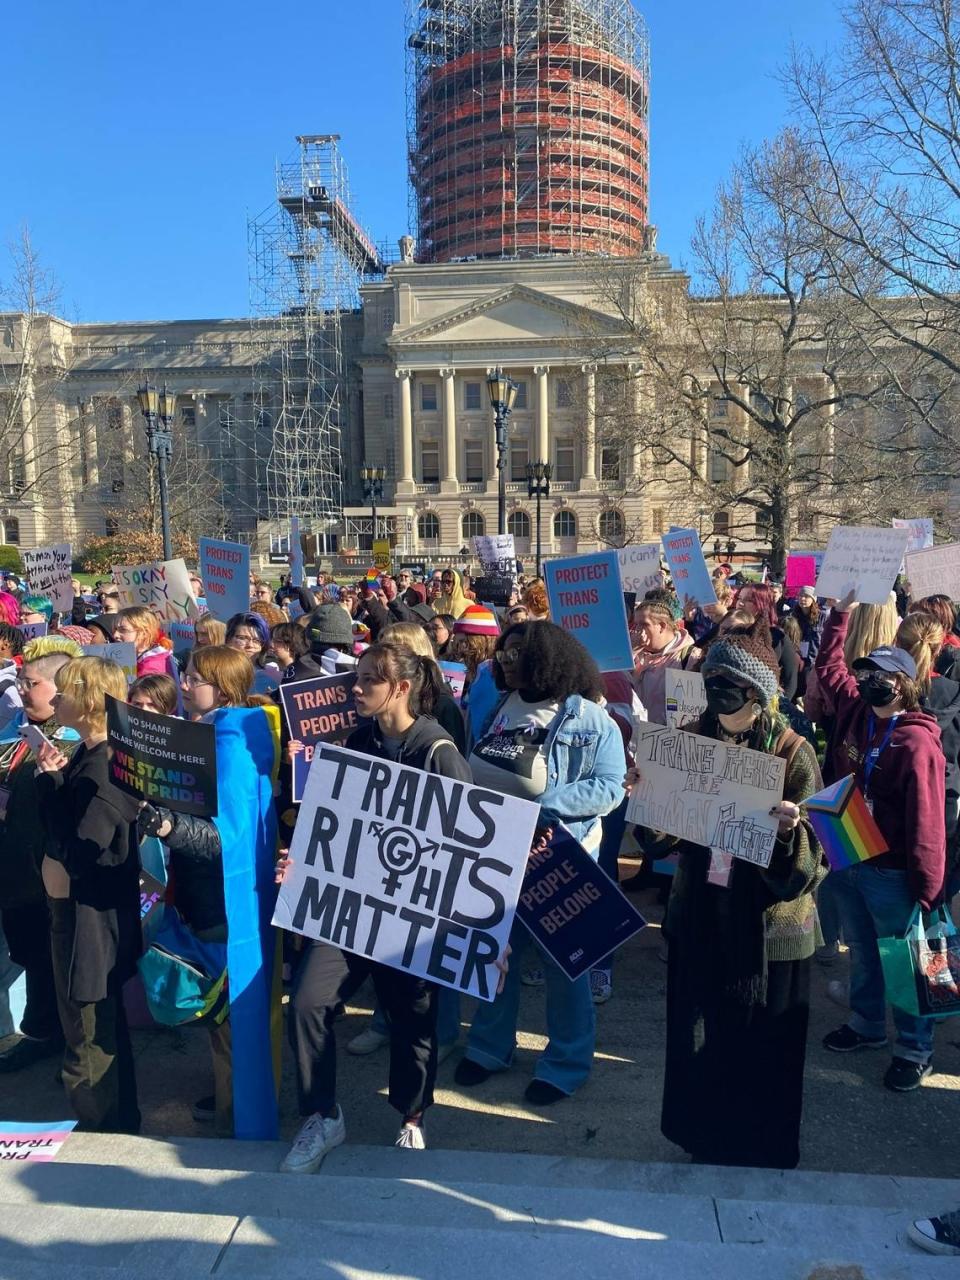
top-left (736, 583), bottom-right (778, 627)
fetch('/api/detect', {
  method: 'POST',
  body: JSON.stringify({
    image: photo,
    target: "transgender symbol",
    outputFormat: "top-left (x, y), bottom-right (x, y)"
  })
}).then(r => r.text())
top-left (369, 822), bottom-right (439, 896)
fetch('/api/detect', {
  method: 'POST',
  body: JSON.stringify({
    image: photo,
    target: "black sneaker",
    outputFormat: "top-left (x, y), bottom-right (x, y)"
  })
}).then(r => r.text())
top-left (823, 1024), bottom-right (888, 1053)
top-left (0, 1036), bottom-right (63, 1073)
top-left (908, 1208), bottom-right (960, 1256)
top-left (453, 1058), bottom-right (494, 1087)
top-left (191, 1094), bottom-right (216, 1122)
top-left (884, 1057), bottom-right (933, 1092)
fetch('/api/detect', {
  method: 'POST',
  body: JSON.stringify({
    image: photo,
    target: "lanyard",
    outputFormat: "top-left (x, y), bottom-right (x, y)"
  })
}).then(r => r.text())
top-left (862, 712), bottom-right (898, 796)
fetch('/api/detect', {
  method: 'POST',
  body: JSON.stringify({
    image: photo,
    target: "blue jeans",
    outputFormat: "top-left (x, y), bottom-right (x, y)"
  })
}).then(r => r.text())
top-left (463, 921), bottom-right (596, 1095)
top-left (829, 864), bottom-right (934, 1064)
top-left (591, 796), bottom-right (628, 981)
top-left (372, 985), bottom-right (461, 1048)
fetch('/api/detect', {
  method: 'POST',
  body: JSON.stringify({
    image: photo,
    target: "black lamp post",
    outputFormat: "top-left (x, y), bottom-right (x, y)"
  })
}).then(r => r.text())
top-left (526, 460), bottom-right (552, 577)
top-left (487, 367), bottom-right (519, 536)
top-left (136, 383), bottom-right (176, 561)
top-left (360, 463), bottom-right (386, 549)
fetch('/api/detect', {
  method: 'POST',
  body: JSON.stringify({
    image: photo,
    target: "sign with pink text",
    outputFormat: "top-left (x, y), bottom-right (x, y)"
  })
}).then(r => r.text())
top-left (661, 528), bottom-right (717, 606)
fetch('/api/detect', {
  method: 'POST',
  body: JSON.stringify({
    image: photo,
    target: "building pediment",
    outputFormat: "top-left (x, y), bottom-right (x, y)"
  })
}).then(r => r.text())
top-left (389, 284), bottom-right (623, 348)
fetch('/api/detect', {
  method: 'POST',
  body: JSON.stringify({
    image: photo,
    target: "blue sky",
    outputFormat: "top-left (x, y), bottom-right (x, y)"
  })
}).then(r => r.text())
top-left (3, 1), bottom-right (845, 323)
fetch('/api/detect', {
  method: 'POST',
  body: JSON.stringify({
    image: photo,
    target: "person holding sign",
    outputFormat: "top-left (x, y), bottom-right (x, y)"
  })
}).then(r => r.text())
top-left (630, 590), bottom-right (694, 725)
top-left (659, 626), bottom-right (827, 1169)
top-left (278, 641), bottom-right (472, 1170)
top-left (817, 592), bottom-right (946, 1092)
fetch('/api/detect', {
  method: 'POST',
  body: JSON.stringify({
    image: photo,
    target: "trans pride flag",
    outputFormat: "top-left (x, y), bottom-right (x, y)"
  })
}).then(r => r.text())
top-left (806, 775), bottom-right (888, 871)
top-left (0, 1120), bottom-right (77, 1162)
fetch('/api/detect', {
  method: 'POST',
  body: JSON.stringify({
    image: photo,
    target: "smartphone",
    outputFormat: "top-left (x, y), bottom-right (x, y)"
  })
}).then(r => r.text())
top-left (19, 722), bottom-right (55, 754)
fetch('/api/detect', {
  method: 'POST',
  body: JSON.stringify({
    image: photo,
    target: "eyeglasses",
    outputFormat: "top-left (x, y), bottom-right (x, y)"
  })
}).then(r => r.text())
top-left (495, 648), bottom-right (520, 667)
top-left (180, 674), bottom-right (212, 689)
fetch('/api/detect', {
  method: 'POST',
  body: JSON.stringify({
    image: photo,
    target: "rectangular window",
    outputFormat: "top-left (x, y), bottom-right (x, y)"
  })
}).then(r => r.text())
top-left (464, 440), bottom-right (484, 482)
top-left (554, 436), bottom-right (575, 482)
top-left (383, 392), bottom-right (394, 420)
top-left (380, 307), bottom-right (394, 333)
top-left (712, 510), bottom-right (730, 536)
top-left (514, 380), bottom-right (528, 410)
top-left (105, 516), bottom-right (119, 537)
top-left (651, 507), bottom-right (665, 536)
top-left (510, 437), bottom-right (529, 482)
top-left (797, 511), bottom-right (816, 536)
top-left (710, 398), bottom-right (728, 419)
top-left (556, 378), bottom-right (573, 409)
top-left (106, 400), bottom-right (123, 430)
top-left (420, 441), bottom-right (440, 482)
top-left (464, 381), bottom-right (482, 411)
top-left (181, 406), bottom-right (196, 429)
top-left (710, 451), bottom-right (730, 484)
top-left (420, 382), bottom-right (438, 412)
top-left (601, 446), bottom-right (621, 482)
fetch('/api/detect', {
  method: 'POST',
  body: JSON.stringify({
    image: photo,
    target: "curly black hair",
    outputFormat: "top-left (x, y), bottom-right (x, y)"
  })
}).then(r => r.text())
top-left (493, 620), bottom-right (603, 702)
top-left (0, 623), bottom-right (24, 657)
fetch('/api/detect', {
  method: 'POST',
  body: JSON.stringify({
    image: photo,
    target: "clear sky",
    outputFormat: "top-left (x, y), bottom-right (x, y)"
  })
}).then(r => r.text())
top-left (3, 1), bottom-right (845, 323)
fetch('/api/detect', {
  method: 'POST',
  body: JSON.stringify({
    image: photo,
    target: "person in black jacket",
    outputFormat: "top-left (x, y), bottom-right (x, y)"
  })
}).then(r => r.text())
top-left (35, 656), bottom-right (141, 1133)
top-left (277, 640), bottom-right (473, 1173)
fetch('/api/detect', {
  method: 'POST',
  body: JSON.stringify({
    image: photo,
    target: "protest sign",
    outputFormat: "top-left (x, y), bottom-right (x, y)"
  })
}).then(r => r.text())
top-left (106, 696), bottom-right (217, 816)
top-left (814, 526), bottom-right (907, 605)
top-left (893, 517), bottom-right (934, 554)
top-left (21, 543), bottom-right (73, 615)
top-left (17, 621), bottom-right (47, 641)
top-left (113, 559), bottom-right (200, 622)
top-left (272, 743), bottom-right (539, 1000)
top-left (165, 621), bottom-right (196, 657)
top-left (543, 550), bottom-right (633, 672)
top-left (439, 660), bottom-right (468, 705)
top-left (625, 723), bottom-right (786, 868)
top-left (616, 543), bottom-right (662, 596)
top-left (0, 1120), bottom-right (77, 1163)
top-left (82, 641), bottom-right (137, 683)
top-left (664, 670), bottom-right (707, 729)
top-left (372, 539), bottom-right (392, 574)
top-left (515, 827), bottom-right (646, 980)
top-left (905, 541), bottom-right (960, 601)
top-left (289, 516), bottom-right (305, 587)
top-left (785, 553), bottom-right (818, 596)
top-left (252, 668), bottom-right (280, 695)
top-left (279, 673), bottom-right (359, 801)
top-left (286, 599), bottom-right (304, 621)
top-left (473, 533), bottom-right (516, 576)
top-left (139, 869), bottom-right (166, 928)
top-left (199, 537), bottom-right (250, 621)
top-left (661, 528), bottom-right (718, 606)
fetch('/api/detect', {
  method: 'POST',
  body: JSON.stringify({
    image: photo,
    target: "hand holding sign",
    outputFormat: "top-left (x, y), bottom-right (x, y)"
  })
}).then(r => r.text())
top-left (815, 526), bottom-right (907, 605)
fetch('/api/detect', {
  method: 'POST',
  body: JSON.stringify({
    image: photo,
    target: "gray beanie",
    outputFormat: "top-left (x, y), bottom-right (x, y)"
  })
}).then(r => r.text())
top-left (307, 604), bottom-right (354, 651)
top-left (701, 633), bottom-right (780, 708)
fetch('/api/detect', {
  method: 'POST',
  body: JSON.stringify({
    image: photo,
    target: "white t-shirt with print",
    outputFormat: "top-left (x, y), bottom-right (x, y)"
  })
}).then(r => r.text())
top-left (469, 693), bottom-right (559, 801)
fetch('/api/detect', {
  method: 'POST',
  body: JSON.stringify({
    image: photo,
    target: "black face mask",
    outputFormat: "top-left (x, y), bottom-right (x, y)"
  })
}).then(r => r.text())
top-left (859, 674), bottom-right (898, 708)
top-left (704, 674), bottom-right (752, 716)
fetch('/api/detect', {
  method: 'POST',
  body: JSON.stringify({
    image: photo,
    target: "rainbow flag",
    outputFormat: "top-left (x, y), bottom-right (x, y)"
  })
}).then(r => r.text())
top-left (806, 775), bottom-right (888, 871)
top-left (364, 567), bottom-right (381, 586)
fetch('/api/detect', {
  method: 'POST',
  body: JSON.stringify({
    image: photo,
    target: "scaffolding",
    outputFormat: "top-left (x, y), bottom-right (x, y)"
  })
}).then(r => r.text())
top-left (247, 135), bottom-right (384, 534)
top-left (406, 0), bottom-right (650, 263)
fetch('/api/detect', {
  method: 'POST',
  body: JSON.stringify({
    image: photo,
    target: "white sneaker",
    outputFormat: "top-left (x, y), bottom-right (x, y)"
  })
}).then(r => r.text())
top-left (395, 1122), bottom-right (426, 1150)
top-left (279, 1107), bottom-right (346, 1174)
top-left (347, 1027), bottom-right (390, 1056)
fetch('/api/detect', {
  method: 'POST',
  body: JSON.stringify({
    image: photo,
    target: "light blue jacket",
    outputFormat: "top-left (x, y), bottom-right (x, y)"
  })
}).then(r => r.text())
top-left (477, 693), bottom-right (626, 850)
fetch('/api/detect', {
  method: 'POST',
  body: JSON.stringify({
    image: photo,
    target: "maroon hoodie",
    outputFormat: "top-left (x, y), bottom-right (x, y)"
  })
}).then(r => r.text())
top-left (816, 611), bottom-right (946, 908)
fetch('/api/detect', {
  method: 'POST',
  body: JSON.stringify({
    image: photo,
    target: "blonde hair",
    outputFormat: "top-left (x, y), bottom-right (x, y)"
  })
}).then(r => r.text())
top-left (117, 605), bottom-right (166, 654)
top-left (378, 622), bottom-right (435, 660)
top-left (55, 656), bottom-right (127, 732)
top-left (843, 596), bottom-right (900, 667)
top-left (194, 615), bottom-right (226, 647)
top-left (23, 635), bottom-right (83, 663)
top-left (189, 644), bottom-right (269, 708)
top-left (896, 611), bottom-right (944, 694)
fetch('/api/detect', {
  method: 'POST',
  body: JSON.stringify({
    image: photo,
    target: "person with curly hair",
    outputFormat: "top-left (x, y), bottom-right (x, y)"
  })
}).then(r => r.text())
top-left (521, 578), bottom-right (550, 620)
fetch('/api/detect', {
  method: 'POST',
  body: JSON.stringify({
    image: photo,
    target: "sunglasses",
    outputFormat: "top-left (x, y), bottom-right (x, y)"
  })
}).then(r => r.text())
top-left (495, 648), bottom-right (520, 666)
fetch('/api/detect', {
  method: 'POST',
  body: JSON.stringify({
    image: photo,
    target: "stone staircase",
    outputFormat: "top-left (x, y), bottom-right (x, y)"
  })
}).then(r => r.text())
top-left (0, 1133), bottom-right (956, 1278)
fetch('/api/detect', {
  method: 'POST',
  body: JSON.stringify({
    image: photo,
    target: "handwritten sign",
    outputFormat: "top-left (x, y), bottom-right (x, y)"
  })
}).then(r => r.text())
top-left (279, 672), bottom-right (359, 801)
top-left (82, 641), bottom-right (137, 684)
top-left (107, 696), bottom-right (217, 816)
top-left (543, 550), bottom-right (633, 672)
top-left (372, 539), bottom-right (392, 574)
top-left (272, 744), bottom-right (539, 1000)
top-left (199, 538), bottom-right (250, 621)
top-left (664, 670), bottom-right (707, 729)
top-left (17, 621), bottom-right (48, 641)
top-left (661, 528), bottom-right (717, 606)
top-left (473, 534), bottom-right (516, 577)
top-left (815, 526), bottom-right (907, 605)
top-left (21, 544), bottom-right (73, 615)
top-left (0, 1120), bottom-right (77, 1163)
top-left (625, 724), bottom-right (786, 868)
top-left (617, 543), bottom-right (663, 596)
top-left (113, 559), bottom-right (200, 622)
top-left (905, 541), bottom-right (960, 602)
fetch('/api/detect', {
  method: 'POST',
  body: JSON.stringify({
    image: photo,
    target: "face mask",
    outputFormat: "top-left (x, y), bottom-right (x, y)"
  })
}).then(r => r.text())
top-left (704, 674), bottom-right (752, 716)
top-left (859, 674), bottom-right (898, 707)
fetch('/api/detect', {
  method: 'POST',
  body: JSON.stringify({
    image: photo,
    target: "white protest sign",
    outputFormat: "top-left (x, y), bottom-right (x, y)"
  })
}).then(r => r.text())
top-left (112, 559), bottom-right (200, 622)
top-left (617, 543), bottom-right (662, 596)
top-left (272, 743), bottom-right (540, 1000)
top-left (473, 533), bottom-right (516, 576)
top-left (21, 544), bottom-right (73, 615)
top-left (664, 670), bottom-right (707, 729)
top-left (625, 723), bottom-right (786, 868)
top-left (814, 526), bottom-right (907, 605)
top-left (905, 542), bottom-right (960, 602)
top-left (893, 518), bottom-right (934, 555)
top-left (82, 642), bottom-right (137, 684)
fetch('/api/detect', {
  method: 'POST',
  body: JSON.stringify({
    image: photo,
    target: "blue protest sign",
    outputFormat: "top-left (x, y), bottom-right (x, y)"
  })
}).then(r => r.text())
top-left (199, 538), bottom-right (250, 622)
top-left (515, 827), bottom-right (646, 980)
top-left (661, 528), bottom-right (717, 606)
top-left (543, 550), bottom-right (633, 672)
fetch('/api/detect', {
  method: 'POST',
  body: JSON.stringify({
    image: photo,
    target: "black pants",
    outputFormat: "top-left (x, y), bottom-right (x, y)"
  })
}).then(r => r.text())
top-left (289, 940), bottom-right (437, 1120)
top-left (1, 901), bottom-right (62, 1043)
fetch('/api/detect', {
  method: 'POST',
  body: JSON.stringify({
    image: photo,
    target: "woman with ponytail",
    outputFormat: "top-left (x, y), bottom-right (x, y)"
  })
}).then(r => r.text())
top-left (113, 606), bottom-right (177, 680)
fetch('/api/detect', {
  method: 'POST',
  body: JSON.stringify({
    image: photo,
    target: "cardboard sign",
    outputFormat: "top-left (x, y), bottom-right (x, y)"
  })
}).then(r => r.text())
top-left (473, 534), bottom-right (516, 577)
top-left (81, 641), bottom-right (137, 684)
top-left (439, 660), bottom-right (468, 705)
top-left (785, 553), bottom-right (818, 595)
top-left (0, 1120), bottom-right (77, 1163)
top-left (165, 621), bottom-right (196, 657)
top-left (21, 544), bottom-right (73, 615)
top-left (664, 670), bottom-right (707, 729)
top-left (625, 723), bottom-right (786, 868)
top-left (617, 543), bottom-right (662, 596)
top-left (199, 538), bottom-right (250, 621)
top-left (112, 559), bottom-right (200, 622)
top-left (815, 526), bottom-right (907, 605)
top-left (515, 827), bottom-right (646, 980)
top-left (106, 696), bottom-right (218, 816)
top-left (661, 528), bottom-right (718, 606)
top-left (17, 621), bottom-right (48, 641)
top-left (372, 539), bottom-right (392, 574)
top-left (905, 541), bottom-right (960, 602)
top-left (543, 550), bottom-right (633, 672)
top-left (893, 518), bottom-right (934, 555)
top-left (279, 672), bottom-right (360, 801)
top-left (272, 743), bottom-right (539, 1000)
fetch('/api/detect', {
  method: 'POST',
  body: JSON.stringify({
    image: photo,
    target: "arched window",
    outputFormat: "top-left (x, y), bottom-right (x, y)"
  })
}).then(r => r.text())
top-left (417, 512), bottom-right (441, 543)
top-left (598, 509), bottom-right (625, 545)
top-left (553, 510), bottom-right (576, 539)
top-left (462, 511), bottom-right (484, 541)
top-left (507, 511), bottom-right (531, 541)
top-left (1, 518), bottom-right (19, 545)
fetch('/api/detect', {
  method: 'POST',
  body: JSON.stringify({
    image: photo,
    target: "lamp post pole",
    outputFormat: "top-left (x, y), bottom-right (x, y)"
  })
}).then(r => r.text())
top-left (526, 460), bottom-right (552, 578)
top-left (487, 368), bottom-right (520, 536)
top-left (137, 383), bottom-right (176, 562)
top-left (361, 463), bottom-right (386, 552)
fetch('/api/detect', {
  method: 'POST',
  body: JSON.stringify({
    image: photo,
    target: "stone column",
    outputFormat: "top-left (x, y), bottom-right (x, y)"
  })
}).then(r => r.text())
top-left (396, 369), bottom-right (414, 491)
top-left (628, 362), bottom-right (643, 481)
top-left (534, 365), bottom-right (550, 464)
top-left (440, 368), bottom-right (457, 491)
top-left (582, 364), bottom-right (597, 488)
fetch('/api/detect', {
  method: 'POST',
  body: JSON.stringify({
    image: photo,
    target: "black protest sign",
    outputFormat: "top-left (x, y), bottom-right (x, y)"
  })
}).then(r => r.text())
top-left (272, 743), bottom-right (540, 1001)
top-left (279, 672), bottom-right (360, 801)
top-left (515, 827), bottom-right (646, 980)
top-left (139, 869), bottom-right (166, 926)
top-left (107, 696), bottom-right (218, 817)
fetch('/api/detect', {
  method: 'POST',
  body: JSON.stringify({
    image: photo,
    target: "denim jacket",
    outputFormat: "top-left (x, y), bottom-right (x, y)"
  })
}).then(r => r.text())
top-left (478, 693), bottom-right (626, 851)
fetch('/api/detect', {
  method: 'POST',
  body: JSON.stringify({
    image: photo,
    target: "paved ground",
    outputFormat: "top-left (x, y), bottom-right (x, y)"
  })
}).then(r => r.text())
top-left (1, 885), bottom-right (957, 1178)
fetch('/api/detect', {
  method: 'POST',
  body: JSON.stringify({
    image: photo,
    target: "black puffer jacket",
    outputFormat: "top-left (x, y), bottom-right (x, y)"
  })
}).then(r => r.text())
top-left (346, 714), bottom-right (472, 781)
top-left (922, 674), bottom-right (960, 876)
top-left (159, 811), bottom-right (225, 934)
